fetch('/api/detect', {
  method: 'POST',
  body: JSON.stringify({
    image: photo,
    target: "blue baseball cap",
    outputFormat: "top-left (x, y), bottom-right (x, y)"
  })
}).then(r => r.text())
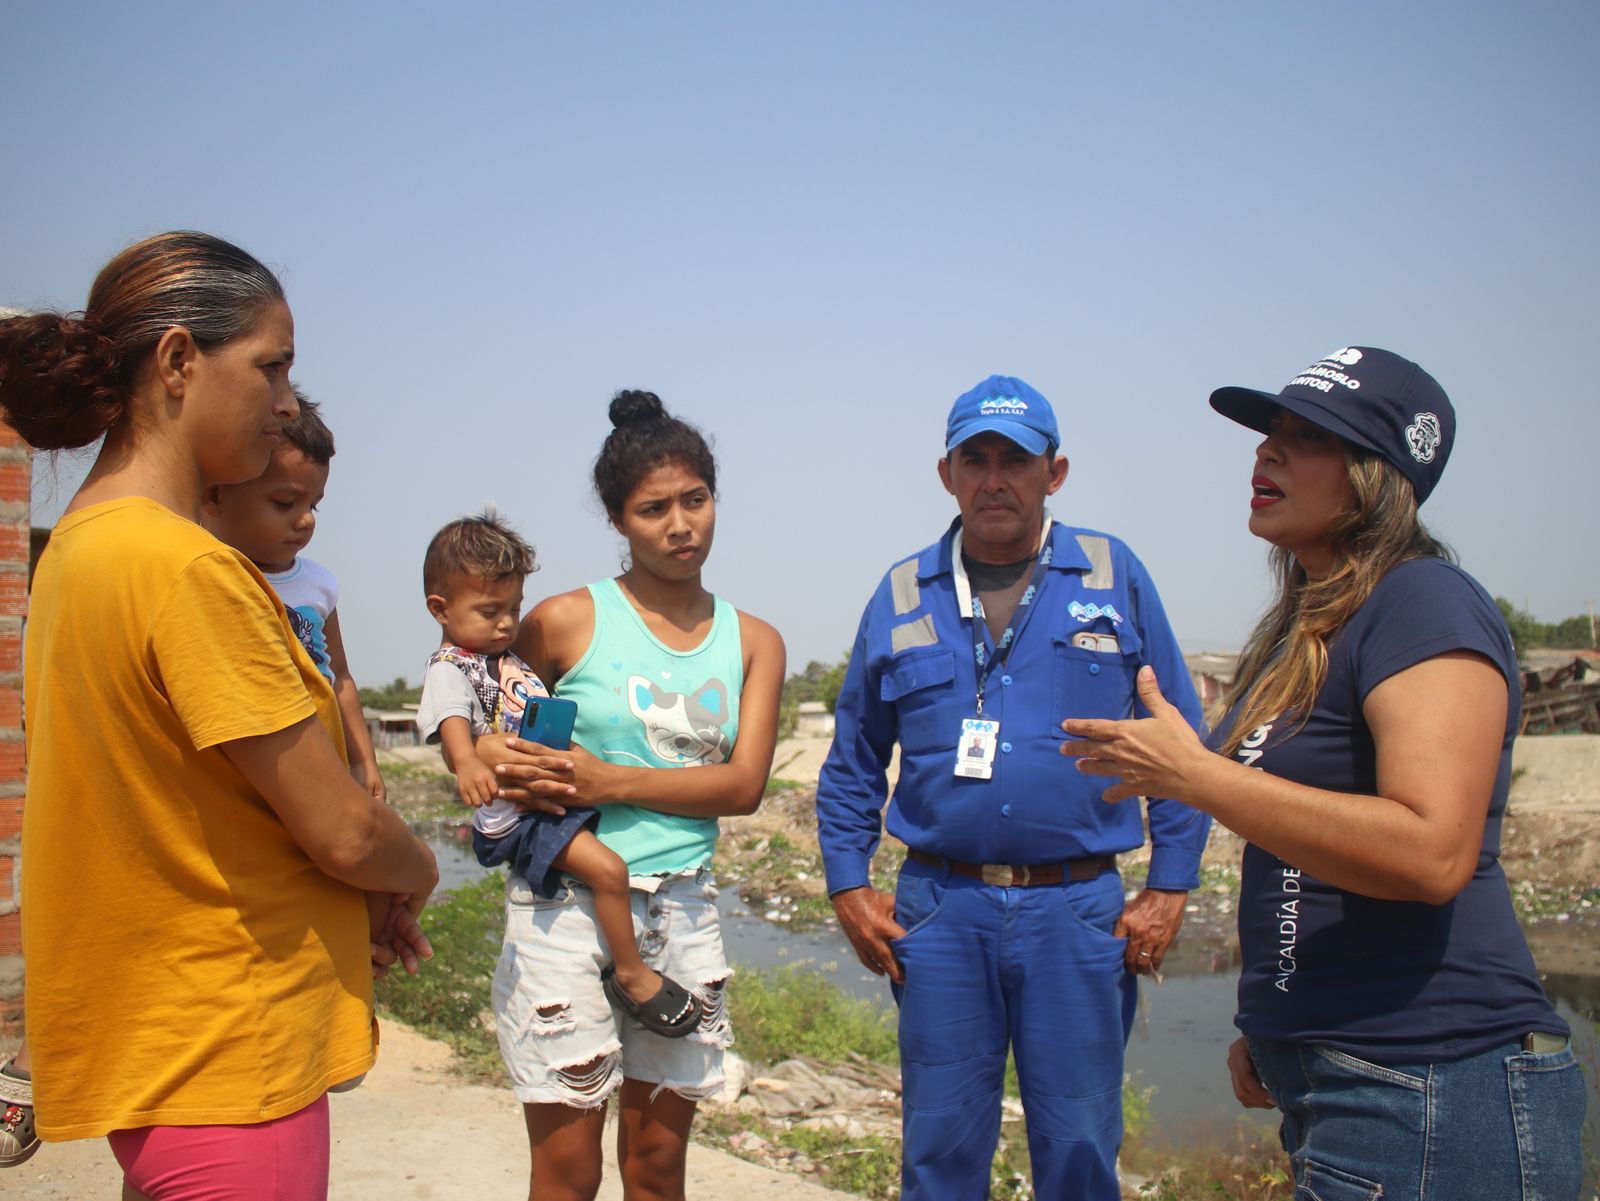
top-left (945, 375), bottom-right (1061, 457)
top-left (1209, 347), bottom-right (1455, 504)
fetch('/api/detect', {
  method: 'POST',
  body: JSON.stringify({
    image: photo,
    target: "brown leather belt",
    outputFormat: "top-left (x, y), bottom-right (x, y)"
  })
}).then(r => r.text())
top-left (906, 848), bottom-right (1116, 887)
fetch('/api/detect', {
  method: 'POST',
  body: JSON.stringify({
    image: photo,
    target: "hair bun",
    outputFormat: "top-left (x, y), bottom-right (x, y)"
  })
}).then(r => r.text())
top-left (608, 389), bottom-right (667, 429)
top-left (0, 311), bottom-right (126, 450)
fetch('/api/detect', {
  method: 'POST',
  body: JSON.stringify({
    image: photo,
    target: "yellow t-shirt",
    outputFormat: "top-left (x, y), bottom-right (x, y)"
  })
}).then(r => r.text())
top-left (22, 498), bottom-right (375, 1139)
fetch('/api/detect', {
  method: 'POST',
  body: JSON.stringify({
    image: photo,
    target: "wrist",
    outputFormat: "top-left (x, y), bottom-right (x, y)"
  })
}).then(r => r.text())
top-left (589, 757), bottom-right (622, 803)
top-left (1187, 752), bottom-right (1237, 817)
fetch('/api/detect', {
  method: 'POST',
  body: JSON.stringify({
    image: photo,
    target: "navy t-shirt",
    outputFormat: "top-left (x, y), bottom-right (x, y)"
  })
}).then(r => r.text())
top-left (1213, 558), bottom-right (1566, 1062)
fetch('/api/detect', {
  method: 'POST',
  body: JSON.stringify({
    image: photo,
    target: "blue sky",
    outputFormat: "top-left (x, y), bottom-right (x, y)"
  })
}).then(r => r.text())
top-left (4, 2), bottom-right (1596, 685)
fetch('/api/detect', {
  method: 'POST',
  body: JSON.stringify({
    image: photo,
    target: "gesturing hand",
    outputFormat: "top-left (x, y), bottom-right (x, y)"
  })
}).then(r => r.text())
top-left (1060, 666), bottom-right (1211, 804)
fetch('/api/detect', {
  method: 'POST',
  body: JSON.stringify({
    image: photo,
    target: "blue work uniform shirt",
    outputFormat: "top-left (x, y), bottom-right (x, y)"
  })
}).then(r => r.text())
top-left (818, 517), bottom-right (1212, 895)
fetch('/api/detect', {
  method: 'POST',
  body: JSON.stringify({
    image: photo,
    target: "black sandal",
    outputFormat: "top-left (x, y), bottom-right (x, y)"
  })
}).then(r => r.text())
top-left (601, 964), bottom-right (703, 1038)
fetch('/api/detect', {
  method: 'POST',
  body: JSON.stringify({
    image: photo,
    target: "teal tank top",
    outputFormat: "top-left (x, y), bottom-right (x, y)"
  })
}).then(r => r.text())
top-left (556, 578), bottom-right (743, 874)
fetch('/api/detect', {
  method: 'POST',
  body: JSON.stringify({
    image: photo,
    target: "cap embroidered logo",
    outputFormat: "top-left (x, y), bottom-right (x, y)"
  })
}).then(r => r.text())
top-left (1406, 412), bottom-right (1442, 463)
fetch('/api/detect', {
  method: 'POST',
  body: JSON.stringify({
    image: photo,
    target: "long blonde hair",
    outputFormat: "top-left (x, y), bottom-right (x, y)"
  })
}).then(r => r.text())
top-left (1215, 446), bottom-right (1451, 758)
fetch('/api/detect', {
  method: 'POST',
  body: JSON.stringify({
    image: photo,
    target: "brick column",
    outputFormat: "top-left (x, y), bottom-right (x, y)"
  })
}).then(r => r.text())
top-left (0, 422), bottom-right (28, 1049)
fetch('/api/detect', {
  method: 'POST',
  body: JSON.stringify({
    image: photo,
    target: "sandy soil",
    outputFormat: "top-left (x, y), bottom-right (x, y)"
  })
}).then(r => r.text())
top-left (5, 1022), bottom-right (857, 1201)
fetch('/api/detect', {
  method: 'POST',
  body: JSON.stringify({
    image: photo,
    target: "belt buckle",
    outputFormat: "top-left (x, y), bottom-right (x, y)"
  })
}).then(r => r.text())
top-left (981, 863), bottom-right (1026, 887)
top-left (1523, 1031), bottom-right (1568, 1054)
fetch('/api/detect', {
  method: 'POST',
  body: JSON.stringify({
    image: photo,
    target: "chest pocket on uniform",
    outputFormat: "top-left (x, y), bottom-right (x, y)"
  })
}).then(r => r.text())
top-left (1050, 623), bottom-right (1143, 728)
top-left (881, 648), bottom-right (958, 754)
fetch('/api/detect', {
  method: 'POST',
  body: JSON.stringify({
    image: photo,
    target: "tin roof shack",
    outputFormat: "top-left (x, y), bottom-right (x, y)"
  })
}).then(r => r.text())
top-left (1518, 649), bottom-right (1600, 735)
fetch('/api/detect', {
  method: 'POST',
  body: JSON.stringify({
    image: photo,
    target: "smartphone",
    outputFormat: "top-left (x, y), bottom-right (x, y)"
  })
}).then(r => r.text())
top-left (518, 696), bottom-right (578, 749)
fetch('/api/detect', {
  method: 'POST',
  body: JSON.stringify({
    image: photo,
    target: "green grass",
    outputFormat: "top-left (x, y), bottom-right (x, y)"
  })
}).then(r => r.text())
top-left (374, 872), bottom-right (507, 1081)
top-left (764, 776), bottom-right (808, 796)
top-left (1126, 1141), bottom-right (1292, 1200)
top-left (381, 758), bottom-right (452, 784)
top-left (779, 1126), bottom-right (902, 1199)
top-left (727, 964), bottom-right (899, 1066)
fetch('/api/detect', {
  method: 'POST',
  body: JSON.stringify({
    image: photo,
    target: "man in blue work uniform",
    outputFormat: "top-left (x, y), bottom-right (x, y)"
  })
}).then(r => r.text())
top-left (817, 375), bottom-right (1211, 1200)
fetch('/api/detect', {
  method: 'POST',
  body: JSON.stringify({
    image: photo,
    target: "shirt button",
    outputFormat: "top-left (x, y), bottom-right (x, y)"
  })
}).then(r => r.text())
top-left (1089, 663), bottom-right (1101, 675)
top-left (1001, 674), bottom-right (1013, 686)
top-left (1001, 804), bottom-right (1012, 816)
top-left (1001, 741), bottom-right (1012, 753)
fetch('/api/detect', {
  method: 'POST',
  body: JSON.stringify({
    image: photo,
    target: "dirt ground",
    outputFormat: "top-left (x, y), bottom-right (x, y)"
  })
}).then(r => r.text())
top-left (1502, 734), bottom-right (1600, 885)
top-left (6, 1022), bottom-right (857, 1201)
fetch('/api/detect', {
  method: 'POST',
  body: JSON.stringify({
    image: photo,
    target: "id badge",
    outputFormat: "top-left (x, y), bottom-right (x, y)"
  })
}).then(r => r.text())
top-left (954, 717), bottom-right (1000, 780)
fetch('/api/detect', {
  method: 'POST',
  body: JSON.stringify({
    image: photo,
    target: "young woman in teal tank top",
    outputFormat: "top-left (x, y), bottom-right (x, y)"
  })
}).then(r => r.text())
top-left (478, 390), bottom-right (785, 1201)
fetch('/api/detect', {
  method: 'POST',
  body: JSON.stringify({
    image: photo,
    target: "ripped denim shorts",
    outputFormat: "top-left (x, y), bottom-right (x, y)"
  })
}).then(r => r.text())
top-left (490, 866), bottom-right (734, 1108)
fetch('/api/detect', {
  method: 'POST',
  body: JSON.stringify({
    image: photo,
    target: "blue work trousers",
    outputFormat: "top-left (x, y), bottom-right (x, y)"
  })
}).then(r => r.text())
top-left (891, 857), bottom-right (1137, 1200)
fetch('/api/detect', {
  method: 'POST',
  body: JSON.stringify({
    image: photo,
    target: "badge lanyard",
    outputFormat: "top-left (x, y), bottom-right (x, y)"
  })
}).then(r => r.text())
top-left (955, 544), bottom-right (1052, 781)
top-left (968, 543), bottom-right (1053, 716)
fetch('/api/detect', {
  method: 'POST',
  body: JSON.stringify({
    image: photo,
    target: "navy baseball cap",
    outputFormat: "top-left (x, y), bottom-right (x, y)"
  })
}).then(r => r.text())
top-left (945, 375), bottom-right (1061, 457)
top-left (1209, 347), bottom-right (1455, 504)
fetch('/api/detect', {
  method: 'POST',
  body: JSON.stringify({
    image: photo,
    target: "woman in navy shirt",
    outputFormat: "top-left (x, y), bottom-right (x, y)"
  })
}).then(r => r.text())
top-left (1063, 347), bottom-right (1584, 1200)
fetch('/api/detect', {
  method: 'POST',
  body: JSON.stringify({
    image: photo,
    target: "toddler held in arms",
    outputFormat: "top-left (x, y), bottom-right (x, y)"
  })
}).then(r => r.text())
top-left (203, 390), bottom-right (385, 802)
top-left (416, 512), bottom-right (701, 1036)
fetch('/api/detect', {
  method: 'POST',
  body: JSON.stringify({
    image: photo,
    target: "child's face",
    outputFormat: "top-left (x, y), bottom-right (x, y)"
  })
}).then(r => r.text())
top-left (203, 446), bottom-right (330, 574)
top-left (426, 573), bottom-right (525, 655)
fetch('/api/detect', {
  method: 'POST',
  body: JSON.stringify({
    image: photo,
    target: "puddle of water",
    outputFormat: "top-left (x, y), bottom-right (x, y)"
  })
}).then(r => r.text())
top-left (417, 823), bottom-right (1599, 1145)
top-left (418, 818), bottom-right (482, 891)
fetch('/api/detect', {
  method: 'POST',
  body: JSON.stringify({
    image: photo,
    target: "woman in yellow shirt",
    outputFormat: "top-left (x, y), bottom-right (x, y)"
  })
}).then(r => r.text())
top-left (0, 232), bottom-right (437, 1201)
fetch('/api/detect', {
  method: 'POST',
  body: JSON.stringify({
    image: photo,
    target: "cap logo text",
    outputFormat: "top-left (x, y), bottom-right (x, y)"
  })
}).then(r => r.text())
top-left (1286, 348), bottom-right (1364, 394)
top-left (979, 398), bottom-right (1028, 415)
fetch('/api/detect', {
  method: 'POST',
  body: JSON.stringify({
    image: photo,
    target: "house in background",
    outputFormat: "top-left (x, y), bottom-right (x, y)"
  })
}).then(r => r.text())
top-left (366, 706), bottom-right (421, 748)
top-left (1184, 651), bottom-right (1236, 710)
top-left (794, 701), bottom-right (835, 738)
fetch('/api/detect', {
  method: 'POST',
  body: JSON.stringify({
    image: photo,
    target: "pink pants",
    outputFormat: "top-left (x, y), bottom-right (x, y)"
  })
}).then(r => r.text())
top-left (107, 1094), bottom-right (329, 1201)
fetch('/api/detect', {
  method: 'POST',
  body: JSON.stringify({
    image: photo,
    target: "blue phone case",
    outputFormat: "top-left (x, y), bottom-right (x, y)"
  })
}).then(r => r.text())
top-left (519, 697), bottom-right (577, 749)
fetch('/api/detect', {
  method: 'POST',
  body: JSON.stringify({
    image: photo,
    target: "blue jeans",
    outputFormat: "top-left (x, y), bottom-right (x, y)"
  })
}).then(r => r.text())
top-left (891, 859), bottom-right (1137, 1201)
top-left (1246, 1035), bottom-right (1587, 1200)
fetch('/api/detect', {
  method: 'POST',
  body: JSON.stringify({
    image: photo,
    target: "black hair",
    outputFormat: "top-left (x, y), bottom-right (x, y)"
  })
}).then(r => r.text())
top-left (591, 390), bottom-right (717, 516)
top-left (279, 386), bottom-right (335, 464)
